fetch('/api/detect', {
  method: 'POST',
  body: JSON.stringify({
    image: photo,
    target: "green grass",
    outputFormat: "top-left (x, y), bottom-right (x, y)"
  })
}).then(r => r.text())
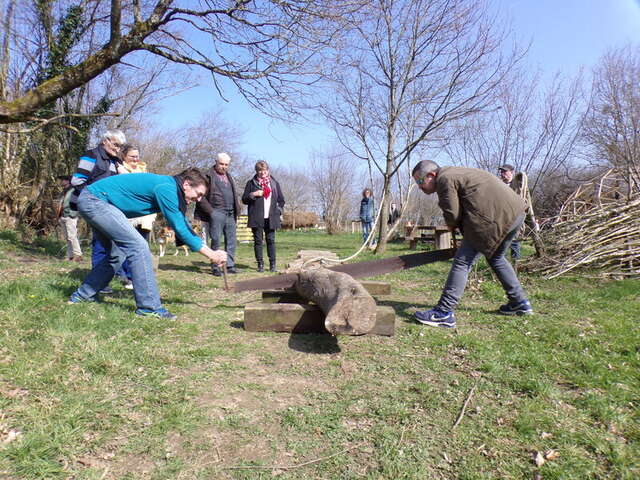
top-left (0, 229), bottom-right (638, 479)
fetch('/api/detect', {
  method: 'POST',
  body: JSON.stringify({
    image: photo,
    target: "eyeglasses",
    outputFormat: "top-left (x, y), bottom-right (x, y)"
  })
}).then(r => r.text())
top-left (108, 138), bottom-right (123, 149)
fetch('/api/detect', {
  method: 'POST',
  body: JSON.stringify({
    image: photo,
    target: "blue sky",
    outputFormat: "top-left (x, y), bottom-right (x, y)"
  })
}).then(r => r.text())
top-left (154, 0), bottom-right (640, 169)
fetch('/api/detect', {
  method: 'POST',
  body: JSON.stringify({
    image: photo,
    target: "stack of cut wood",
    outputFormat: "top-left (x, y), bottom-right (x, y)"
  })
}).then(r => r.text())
top-left (524, 196), bottom-right (640, 279)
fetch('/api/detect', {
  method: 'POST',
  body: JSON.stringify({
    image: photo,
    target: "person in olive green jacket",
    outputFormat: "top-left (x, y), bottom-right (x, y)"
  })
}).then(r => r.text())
top-left (412, 160), bottom-right (533, 328)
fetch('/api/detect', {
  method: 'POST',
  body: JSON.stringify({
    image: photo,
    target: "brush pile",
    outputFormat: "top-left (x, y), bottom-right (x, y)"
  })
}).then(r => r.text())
top-left (524, 169), bottom-right (640, 279)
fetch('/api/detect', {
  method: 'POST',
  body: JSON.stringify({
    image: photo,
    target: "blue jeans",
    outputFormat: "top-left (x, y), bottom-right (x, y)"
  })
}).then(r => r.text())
top-left (91, 232), bottom-right (109, 268)
top-left (209, 210), bottom-right (236, 269)
top-left (510, 239), bottom-right (521, 260)
top-left (75, 189), bottom-right (161, 310)
top-left (437, 215), bottom-right (527, 312)
top-left (362, 221), bottom-right (372, 243)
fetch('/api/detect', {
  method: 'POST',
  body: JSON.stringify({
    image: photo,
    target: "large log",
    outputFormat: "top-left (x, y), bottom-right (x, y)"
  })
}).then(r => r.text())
top-left (294, 267), bottom-right (377, 335)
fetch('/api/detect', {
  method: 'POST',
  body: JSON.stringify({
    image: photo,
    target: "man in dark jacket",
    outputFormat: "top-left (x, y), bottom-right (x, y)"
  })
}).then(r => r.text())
top-left (194, 153), bottom-right (241, 275)
top-left (412, 160), bottom-right (533, 328)
top-left (70, 129), bottom-right (126, 292)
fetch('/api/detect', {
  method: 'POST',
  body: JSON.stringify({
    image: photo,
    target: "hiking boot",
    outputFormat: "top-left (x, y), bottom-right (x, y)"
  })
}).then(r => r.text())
top-left (414, 308), bottom-right (456, 328)
top-left (498, 299), bottom-right (533, 315)
top-left (67, 291), bottom-right (98, 304)
top-left (135, 307), bottom-right (177, 320)
top-left (269, 263), bottom-right (278, 273)
top-left (257, 262), bottom-right (264, 272)
top-left (227, 267), bottom-right (240, 274)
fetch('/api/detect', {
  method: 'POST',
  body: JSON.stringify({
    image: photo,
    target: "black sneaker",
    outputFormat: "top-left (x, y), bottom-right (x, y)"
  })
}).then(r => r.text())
top-left (227, 267), bottom-right (240, 274)
top-left (498, 299), bottom-right (533, 315)
top-left (99, 286), bottom-right (114, 294)
top-left (211, 268), bottom-right (222, 277)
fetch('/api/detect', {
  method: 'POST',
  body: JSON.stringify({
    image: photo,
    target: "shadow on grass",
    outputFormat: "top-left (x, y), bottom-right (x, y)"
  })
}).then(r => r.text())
top-left (288, 333), bottom-right (340, 354)
top-left (158, 262), bottom-right (204, 273)
top-left (378, 299), bottom-right (422, 323)
top-left (1, 229), bottom-right (67, 259)
top-left (228, 321), bottom-right (341, 353)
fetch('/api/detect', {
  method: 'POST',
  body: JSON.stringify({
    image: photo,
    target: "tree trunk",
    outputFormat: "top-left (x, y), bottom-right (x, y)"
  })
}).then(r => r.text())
top-left (294, 267), bottom-right (377, 335)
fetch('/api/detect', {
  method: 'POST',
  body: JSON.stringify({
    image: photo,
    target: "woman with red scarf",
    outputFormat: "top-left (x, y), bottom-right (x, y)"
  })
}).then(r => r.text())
top-left (242, 161), bottom-right (286, 272)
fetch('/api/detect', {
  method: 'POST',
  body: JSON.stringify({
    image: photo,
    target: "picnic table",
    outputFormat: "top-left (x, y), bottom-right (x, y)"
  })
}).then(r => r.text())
top-left (406, 224), bottom-right (456, 250)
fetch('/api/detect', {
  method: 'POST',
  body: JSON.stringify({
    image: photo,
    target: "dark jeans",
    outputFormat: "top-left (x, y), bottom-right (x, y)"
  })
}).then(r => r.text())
top-left (437, 214), bottom-right (527, 312)
top-left (209, 210), bottom-right (236, 269)
top-left (91, 231), bottom-right (110, 268)
top-left (252, 218), bottom-right (276, 265)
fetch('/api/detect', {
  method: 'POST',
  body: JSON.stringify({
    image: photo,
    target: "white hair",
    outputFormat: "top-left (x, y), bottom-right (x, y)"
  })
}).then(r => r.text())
top-left (217, 152), bottom-right (231, 163)
top-left (101, 129), bottom-right (126, 145)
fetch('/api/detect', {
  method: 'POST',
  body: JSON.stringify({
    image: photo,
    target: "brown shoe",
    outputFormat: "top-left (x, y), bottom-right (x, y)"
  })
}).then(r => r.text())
top-left (72, 256), bottom-right (84, 262)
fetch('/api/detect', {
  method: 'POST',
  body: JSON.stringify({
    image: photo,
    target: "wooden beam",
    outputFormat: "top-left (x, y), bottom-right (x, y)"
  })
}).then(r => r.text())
top-left (244, 304), bottom-right (395, 336)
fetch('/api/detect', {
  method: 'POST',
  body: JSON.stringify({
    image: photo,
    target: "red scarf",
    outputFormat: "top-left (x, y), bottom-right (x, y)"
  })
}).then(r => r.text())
top-left (258, 175), bottom-right (272, 199)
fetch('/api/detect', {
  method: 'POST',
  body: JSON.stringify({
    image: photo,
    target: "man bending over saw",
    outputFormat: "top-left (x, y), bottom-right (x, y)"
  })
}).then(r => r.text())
top-left (68, 167), bottom-right (227, 320)
top-left (412, 160), bottom-right (534, 329)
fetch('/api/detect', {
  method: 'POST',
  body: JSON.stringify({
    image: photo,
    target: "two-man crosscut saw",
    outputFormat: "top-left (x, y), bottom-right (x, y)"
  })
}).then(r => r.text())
top-left (230, 247), bottom-right (456, 292)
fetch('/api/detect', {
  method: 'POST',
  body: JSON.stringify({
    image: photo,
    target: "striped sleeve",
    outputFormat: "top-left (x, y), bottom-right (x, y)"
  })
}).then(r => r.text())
top-left (71, 153), bottom-right (97, 187)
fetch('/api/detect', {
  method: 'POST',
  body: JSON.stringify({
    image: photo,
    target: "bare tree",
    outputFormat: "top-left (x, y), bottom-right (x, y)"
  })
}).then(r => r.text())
top-left (275, 165), bottom-right (313, 229)
top-left (310, 146), bottom-right (359, 234)
top-left (0, 0), bottom-right (353, 125)
top-left (317, 0), bottom-right (521, 253)
top-left (442, 69), bottom-right (585, 207)
top-left (134, 109), bottom-right (252, 176)
top-left (583, 44), bottom-right (640, 194)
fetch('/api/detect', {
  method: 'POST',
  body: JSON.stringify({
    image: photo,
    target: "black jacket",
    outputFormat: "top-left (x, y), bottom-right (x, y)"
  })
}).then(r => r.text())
top-left (194, 166), bottom-right (241, 222)
top-left (242, 175), bottom-right (285, 229)
top-left (69, 144), bottom-right (121, 211)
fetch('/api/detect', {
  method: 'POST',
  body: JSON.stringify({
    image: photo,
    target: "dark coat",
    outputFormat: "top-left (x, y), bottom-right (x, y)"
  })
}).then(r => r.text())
top-left (435, 167), bottom-right (526, 257)
top-left (242, 175), bottom-right (285, 229)
top-left (194, 166), bottom-right (241, 222)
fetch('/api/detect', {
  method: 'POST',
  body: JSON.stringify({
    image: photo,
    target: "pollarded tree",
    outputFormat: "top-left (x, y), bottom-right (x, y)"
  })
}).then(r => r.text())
top-left (317, 0), bottom-right (522, 253)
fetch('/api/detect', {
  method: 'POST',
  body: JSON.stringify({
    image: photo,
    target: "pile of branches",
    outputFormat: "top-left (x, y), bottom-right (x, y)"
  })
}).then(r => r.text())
top-left (524, 196), bottom-right (640, 278)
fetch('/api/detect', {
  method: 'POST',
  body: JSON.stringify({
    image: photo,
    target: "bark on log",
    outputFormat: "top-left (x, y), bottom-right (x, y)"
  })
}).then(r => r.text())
top-left (294, 267), bottom-right (377, 335)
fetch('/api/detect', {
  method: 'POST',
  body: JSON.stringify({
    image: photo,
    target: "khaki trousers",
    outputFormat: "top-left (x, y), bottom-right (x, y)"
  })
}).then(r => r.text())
top-left (59, 216), bottom-right (82, 258)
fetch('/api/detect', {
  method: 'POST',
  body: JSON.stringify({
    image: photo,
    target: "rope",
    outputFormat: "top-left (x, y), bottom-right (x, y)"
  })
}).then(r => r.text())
top-left (301, 188), bottom-right (388, 268)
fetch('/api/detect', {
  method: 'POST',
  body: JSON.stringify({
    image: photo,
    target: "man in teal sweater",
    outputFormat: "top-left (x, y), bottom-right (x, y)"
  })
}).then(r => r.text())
top-left (68, 168), bottom-right (227, 319)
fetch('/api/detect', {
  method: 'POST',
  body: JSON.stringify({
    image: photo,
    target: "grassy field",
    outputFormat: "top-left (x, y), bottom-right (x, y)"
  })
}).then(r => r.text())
top-left (0, 229), bottom-right (638, 479)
